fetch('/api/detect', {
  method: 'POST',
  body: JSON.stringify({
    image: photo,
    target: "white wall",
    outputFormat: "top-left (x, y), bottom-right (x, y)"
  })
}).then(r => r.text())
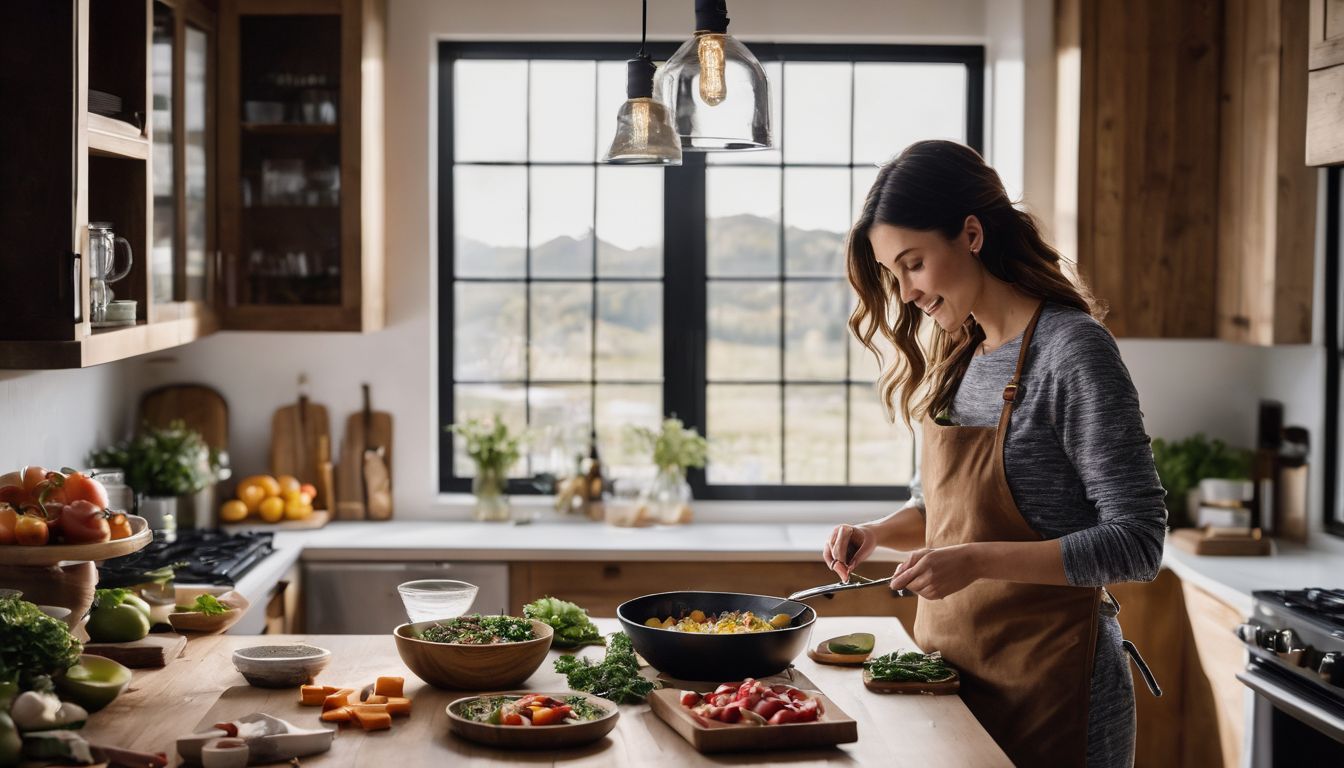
top-left (0, 362), bottom-right (141, 475)
top-left (124, 0), bottom-right (1336, 534)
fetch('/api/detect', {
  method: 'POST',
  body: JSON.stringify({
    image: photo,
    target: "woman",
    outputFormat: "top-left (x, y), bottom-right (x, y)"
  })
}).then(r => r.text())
top-left (824, 140), bottom-right (1166, 768)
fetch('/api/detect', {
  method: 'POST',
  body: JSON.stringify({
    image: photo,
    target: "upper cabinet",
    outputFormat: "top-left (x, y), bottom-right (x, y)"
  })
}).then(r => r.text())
top-left (1307, 0), bottom-right (1344, 164)
top-left (216, 0), bottom-right (385, 332)
top-left (1058, 0), bottom-right (1315, 344)
top-left (0, 0), bottom-right (217, 368)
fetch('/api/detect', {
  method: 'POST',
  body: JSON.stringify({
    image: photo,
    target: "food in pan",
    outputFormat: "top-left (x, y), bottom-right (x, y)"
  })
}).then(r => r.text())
top-left (643, 609), bottom-right (792, 633)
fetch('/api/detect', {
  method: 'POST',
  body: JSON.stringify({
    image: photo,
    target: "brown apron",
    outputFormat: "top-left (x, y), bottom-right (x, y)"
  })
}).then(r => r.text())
top-left (913, 301), bottom-right (1101, 768)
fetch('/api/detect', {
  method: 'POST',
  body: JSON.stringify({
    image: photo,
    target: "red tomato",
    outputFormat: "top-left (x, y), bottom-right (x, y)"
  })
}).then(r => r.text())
top-left (679, 691), bottom-right (702, 707)
top-left (14, 514), bottom-right (48, 545)
top-left (51, 471), bottom-right (109, 508)
top-left (107, 513), bottom-right (132, 541)
top-left (0, 504), bottom-right (16, 545)
top-left (60, 500), bottom-right (110, 544)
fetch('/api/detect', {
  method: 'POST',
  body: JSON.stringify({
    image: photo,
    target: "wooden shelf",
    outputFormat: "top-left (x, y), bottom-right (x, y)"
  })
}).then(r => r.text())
top-left (0, 313), bottom-right (218, 369)
top-left (241, 122), bottom-right (338, 135)
top-left (88, 113), bottom-right (149, 160)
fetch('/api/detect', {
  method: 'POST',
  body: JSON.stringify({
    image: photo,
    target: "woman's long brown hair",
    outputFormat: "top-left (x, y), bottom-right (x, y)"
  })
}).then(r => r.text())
top-left (847, 140), bottom-right (1105, 428)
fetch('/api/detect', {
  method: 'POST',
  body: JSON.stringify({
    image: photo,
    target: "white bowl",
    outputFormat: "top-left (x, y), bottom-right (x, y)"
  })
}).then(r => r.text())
top-left (231, 644), bottom-right (331, 688)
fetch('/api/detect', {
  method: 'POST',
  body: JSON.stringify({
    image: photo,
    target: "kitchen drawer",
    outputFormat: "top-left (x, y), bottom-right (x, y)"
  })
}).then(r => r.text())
top-left (509, 561), bottom-right (916, 632)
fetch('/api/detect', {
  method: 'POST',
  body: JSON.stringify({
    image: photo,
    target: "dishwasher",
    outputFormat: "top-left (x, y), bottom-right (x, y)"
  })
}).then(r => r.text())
top-left (302, 561), bottom-right (510, 633)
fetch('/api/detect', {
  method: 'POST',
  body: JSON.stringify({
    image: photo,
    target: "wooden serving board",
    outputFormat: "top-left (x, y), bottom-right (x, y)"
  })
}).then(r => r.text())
top-left (1170, 527), bottom-right (1273, 556)
top-left (221, 508), bottom-right (332, 533)
top-left (807, 640), bottom-right (872, 666)
top-left (862, 668), bottom-right (960, 695)
top-left (84, 633), bottom-right (187, 668)
top-left (335, 406), bottom-right (394, 521)
top-left (648, 687), bottom-right (857, 753)
top-left (139, 384), bottom-right (228, 452)
top-left (0, 515), bottom-right (151, 567)
top-left (270, 397), bottom-right (332, 510)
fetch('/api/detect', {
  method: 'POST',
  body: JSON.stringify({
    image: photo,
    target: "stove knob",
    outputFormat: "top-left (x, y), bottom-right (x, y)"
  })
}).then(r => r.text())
top-left (1321, 652), bottom-right (1340, 685)
top-left (1235, 623), bottom-right (1264, 647)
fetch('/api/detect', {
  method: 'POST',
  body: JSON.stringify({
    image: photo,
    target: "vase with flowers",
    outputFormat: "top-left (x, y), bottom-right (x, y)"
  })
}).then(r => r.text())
top-left (629, 417), bottom-right (708, 525)
top-left (447, 416), bottom-right (524, 522)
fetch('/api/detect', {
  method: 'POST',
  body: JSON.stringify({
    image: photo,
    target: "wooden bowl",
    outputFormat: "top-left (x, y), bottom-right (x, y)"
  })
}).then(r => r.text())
top-left (0, 515), bottom-right (151, 567)
top-left (393, 618), bottom-right (553, 690)
top-left (445, 691), bottom-right (619, 749)
top-left (168, 590), bottom-right (249, 634)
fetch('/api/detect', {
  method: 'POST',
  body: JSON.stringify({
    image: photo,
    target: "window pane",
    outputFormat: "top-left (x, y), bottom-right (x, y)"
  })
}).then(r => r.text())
top-left (528, 384), bottom-right (591, 475)
top-left (455, 282), bottom-right (526, 380)
top-left (784, 168), bottom-right (849, 277)
top-left (455, 166), bottom-right (526, 277)
top-left (453, 384), bottom-right (527, 476)
top-left (455, 60), bottom-right (527, 162)
top-left (184, 25), bottom-right (208, 301)
top-left (783, 62), bottom-right (851, 164)
top-left (595, 383), bottom-right (662, 480)
top-left (530, 282), bottom-right (592, 381)
top-left (595, 60), bottom-right (628, 161)
top-left (708, 281), bottom-right (779, 381)
top-left (852, 164), bottom-right (880, 222)
top-left (707, 167), bottom-right (780, 277)
top-left (530, 166), bottom-right (594, 278)
top-left (849, 383), bottom-right (915, 485)
top-left (707, 61), bottom-right (782, 165)
top-left (151, 3), bottom-right (174, 303)
top-left (853, 63), bottom-right (966, 164)
top-left (708, 384), bottom-right (781, 484)
top-left (530, 60), bottom-right (596, 162)
top-left (786, 280), bottom-right (848, 381)
top-left (597, 166), bottom-right (662, 277)
top-left (847, 294), bottom-right (897, 384)
top-left (597, 282), bottom-right (661, 381)
top-left (785, 385), bottom-right (846, 484)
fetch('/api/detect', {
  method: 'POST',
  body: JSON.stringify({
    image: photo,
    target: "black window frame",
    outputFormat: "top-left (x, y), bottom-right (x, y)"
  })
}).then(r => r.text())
top-left (438, 41), bottom-right (986, 500)
top-left (1324, 166), bottom-right (1343, 537)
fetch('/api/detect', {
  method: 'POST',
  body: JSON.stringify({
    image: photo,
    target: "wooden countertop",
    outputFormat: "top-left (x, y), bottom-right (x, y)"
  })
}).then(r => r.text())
top-left (79, 617), bottom-right (1009, 766)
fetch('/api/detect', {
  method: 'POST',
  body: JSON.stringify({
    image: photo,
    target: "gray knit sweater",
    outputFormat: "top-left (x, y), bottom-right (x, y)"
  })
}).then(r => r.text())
top-left (907, 301), bottom-right (1167, 768)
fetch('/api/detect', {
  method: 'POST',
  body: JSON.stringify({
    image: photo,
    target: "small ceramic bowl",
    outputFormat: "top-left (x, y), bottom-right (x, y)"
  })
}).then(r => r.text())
top-left (231, 644), bottom-right (331, 688)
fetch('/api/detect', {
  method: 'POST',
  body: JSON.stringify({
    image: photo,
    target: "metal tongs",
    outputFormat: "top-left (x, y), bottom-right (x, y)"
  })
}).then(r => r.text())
top-left (788, 572), bottom-right (908, 601)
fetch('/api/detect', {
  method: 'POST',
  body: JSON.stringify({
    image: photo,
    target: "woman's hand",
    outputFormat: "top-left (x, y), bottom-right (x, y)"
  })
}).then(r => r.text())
top-left (823, 524), bottom-right (876, 582)
top-left (890, 544), bottom-right (984, 600)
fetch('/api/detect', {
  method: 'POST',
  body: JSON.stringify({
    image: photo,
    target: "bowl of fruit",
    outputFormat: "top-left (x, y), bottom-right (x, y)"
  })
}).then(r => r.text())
top-left (0, 466), bottom-right (150, 566)
top-left (218, 474), bottom-right (325, 530)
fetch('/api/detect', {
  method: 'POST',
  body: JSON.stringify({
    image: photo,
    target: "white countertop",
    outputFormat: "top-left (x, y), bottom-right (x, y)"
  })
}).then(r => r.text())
top-left (1162, 535), bottom-right (1344, 615)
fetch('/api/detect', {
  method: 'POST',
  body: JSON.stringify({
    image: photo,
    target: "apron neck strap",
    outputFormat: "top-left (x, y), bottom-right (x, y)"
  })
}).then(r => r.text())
top-left (996, 300), bottom-right (1048, 430)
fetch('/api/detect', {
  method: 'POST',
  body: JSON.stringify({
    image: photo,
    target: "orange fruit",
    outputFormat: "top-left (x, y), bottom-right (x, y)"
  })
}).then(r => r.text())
top-left (237, 483), bottom-right (266, 513)
top-left (219, 500), bottom-right (248, 523)
top-left (276, 475), bottom-right (302, 495)
top-left (258, 496), bottom-right (285, 523)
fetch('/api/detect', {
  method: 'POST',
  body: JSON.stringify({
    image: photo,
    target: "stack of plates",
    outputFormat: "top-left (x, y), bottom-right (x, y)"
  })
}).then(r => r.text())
top-left (89, 89), bottom-right (123, 117)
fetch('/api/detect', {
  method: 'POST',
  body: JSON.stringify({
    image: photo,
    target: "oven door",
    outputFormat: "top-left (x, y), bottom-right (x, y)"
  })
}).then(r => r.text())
top-left (1239, 663), bottom-right (1344, 766)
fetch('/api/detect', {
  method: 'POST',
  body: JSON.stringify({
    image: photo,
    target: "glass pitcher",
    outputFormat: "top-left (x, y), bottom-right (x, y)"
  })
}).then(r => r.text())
top-left (87, 222), bottom-right (133, 324)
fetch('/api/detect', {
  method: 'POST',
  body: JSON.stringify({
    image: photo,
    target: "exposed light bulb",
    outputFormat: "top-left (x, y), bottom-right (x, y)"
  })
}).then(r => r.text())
top-left (697, 34), bottom-right (726, 106)
top-left (630, 100), bottom-right (651, 146)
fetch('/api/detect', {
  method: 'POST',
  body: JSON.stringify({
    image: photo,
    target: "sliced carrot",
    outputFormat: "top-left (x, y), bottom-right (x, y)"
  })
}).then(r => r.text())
top-left (320, 706), bottom-right (353, 723)
top-left (364, 694), bottom-right (388, 705)
top-left (373, 676), bottom-right (404, 698)
top-left (322, 685), bottom-right (341, 694)
top-left (352, 705), bottom-right (391, 731)
top-left (300, 685), bottom-right (328, 706)
top-left (322, 688), bottom-right (356, 711)
top-left (385, 697), bottom-right (412, 717)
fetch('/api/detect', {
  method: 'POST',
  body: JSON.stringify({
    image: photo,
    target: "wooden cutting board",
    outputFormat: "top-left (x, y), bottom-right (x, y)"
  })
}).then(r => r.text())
top-left (647, 683), bottom-right (857, 753)
top-left (139, 384), bottom-right (228, 451)
top-left (222, 508), bottom-right (332, 533)
top-left (862, 668), bottom-right (960, 695)
top-left (270, 396), bottom-right (331, 510)
top-left (335, 385), bottom-right (393, 520)
top-left (84, 633), bottom-right (187, 668)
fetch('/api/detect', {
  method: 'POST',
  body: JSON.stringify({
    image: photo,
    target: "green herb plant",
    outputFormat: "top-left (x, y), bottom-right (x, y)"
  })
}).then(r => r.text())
top-left (864, 650), bottom-right (955, 683)
top-left (176, 594), bottom-right (227, 615)
top-left (628, 417), bottom-right (708, 473)
top-left (89, 420), bottom-right (229, 497)
top-left (0, 597), bottom-right (82, 690)
top-left (1150, 434), bottom-right (1253, 526)
top-left (554, 632), bottom-right (658, 704)
top-left (523, 597), bottom-right (604, 648)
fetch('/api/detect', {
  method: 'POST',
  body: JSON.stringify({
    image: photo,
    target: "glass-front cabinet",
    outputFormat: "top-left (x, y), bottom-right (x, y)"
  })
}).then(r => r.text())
top-left (218, 0), bottom-right (384, 332)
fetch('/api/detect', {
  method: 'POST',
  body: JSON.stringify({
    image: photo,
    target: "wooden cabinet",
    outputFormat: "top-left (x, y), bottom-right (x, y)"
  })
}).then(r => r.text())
top-left (216, 0), bottom-right (384, 332)
top-left (1307, 0), bottom-right (1344, 164)
top-left (0, 0), bottom-right (217, 369)
top-left (1057, 0), bottom-right (1315, 343)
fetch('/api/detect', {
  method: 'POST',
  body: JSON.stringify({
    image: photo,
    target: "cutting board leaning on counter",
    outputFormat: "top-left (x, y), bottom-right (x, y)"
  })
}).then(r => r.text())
top-left (822, 140), bottom-right (1167, 768)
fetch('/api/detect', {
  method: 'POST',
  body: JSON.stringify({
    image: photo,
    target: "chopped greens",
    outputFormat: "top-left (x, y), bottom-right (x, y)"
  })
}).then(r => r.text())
top-left (0, 597), bottom-right (82, 690)
top-left (554, 632), bottom-right (658, 704)
top-left (175, 594), bottom-right (227, 615)
top-left (458, 696), bottom-right (514, 723)
top-left (418, 614), bottom-right (534, 644)
top-left (522, 597), bottom-right (603, 648)
top-left (864, 649), bottom-right (956, 683)
top-left (563, 696), bottom-right (608, 721)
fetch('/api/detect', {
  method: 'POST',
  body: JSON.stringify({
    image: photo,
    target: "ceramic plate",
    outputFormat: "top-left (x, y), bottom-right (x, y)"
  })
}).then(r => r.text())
top-left (445, 691), bottom-right (619, 750)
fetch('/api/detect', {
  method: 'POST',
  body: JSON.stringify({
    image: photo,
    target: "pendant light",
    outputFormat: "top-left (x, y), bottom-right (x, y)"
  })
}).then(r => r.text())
top-left (602, 0), bottom-right (683, 165)
top-left (657, 0), bottom-right (771, 151)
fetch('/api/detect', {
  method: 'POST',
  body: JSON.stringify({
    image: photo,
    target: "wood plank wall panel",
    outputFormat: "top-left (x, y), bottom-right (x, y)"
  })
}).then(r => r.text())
top-left (1077, 0), bottom-right (1222, 338)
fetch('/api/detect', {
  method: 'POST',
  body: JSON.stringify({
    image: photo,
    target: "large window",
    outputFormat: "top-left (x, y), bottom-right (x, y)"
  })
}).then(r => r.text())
top-left (438, 42), bottom-right (984, 500)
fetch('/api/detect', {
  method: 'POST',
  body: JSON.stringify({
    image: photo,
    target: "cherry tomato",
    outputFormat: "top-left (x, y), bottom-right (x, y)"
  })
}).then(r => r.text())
top-left (49, 471), bottom-right (109, 508)
top-left (0, 504), bottom-right (16, 545)
top-left (14, 514), bottom-right (48, 546)
top-left (60, 500), bottom-right (111, 544)
top-left (107, 512), bottom-right (132, 541)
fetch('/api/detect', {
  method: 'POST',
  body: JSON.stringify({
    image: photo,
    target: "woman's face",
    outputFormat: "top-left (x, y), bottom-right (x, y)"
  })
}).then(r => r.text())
top-left (868, 219), bottom-right (983, 332)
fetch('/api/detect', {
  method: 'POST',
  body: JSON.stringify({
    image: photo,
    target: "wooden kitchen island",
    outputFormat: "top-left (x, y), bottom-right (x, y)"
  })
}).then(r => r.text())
top-left (79, 617), bottom-right (1009, 766)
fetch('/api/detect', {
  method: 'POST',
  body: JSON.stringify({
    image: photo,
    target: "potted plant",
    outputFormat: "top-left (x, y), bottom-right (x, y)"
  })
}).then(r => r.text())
top-left (89, 421), bottom-right (230, 532)
top-left (446, 416), bottom-right (524, 522)
top-left (1150, 433), bottom-right (1252, 528)
top-left (628, 417), bottom-right (708, 525)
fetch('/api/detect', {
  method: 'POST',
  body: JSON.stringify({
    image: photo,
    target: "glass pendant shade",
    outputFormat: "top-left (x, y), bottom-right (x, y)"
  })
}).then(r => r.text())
top-left (658, 30), bottom-right (771, 151)
top-left (603, 97), bottom-right (683, 165)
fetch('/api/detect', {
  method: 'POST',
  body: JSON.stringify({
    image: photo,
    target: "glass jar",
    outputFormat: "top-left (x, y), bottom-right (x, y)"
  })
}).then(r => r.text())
top-left (88, 468), bottom-right (132, 513)
top-left (471, 465), bottom-right (511, 522)
top-left (644, 466), bottom-right (693, 525)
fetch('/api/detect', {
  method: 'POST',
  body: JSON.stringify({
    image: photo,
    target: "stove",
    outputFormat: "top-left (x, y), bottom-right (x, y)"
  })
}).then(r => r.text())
top-left (99, 529), bottom-right (275, 587)
top-left (1238, 588), bottom-right (1344, 765)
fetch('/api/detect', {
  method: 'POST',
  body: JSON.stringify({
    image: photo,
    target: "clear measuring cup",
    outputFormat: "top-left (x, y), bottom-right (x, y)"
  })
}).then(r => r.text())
top-left (87, 222), bottom-right (133, 324)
